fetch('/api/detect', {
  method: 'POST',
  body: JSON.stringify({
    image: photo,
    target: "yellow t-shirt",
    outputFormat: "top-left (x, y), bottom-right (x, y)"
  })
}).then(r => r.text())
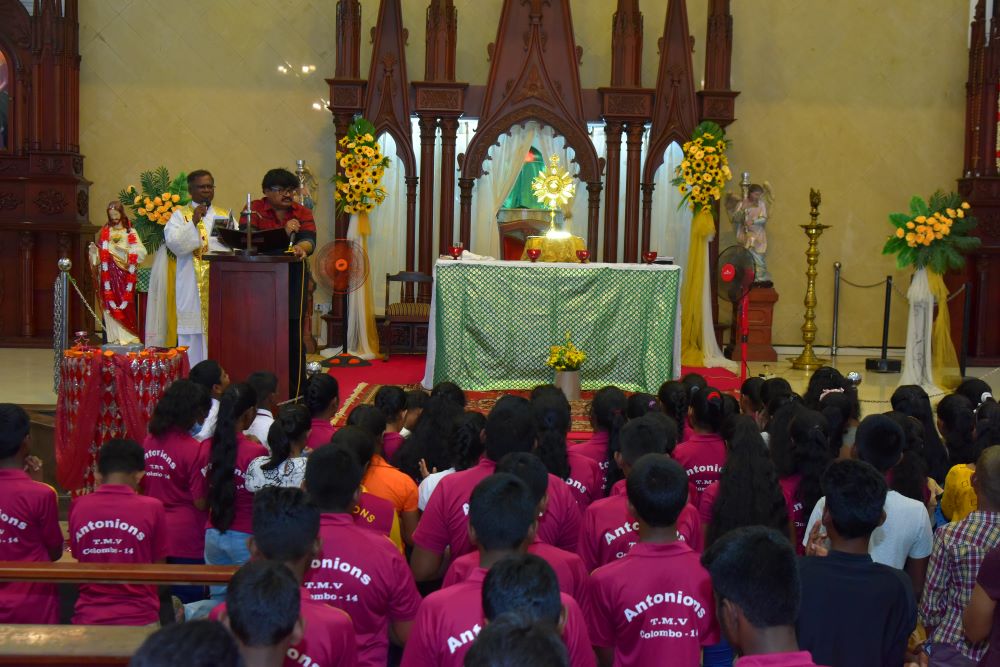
top-left (941, 464), bottom-right (977, 522)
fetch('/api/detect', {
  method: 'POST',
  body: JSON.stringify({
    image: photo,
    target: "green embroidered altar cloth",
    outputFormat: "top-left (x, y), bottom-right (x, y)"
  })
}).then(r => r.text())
top-left (422, 259), bottom-right (682, 392)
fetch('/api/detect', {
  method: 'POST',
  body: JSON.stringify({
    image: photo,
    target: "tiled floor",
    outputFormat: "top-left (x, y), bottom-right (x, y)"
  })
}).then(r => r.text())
top-left (0, 348), bottom-right (59, 405)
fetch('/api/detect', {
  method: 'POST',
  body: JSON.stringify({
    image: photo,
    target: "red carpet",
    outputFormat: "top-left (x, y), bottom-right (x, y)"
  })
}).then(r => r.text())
top-left (326, 354), bottom-right (740, 429)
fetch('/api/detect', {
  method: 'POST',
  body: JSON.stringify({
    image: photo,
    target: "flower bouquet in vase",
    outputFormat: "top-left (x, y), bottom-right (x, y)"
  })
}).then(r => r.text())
top-left (546, 331), bottom-right (586, 400)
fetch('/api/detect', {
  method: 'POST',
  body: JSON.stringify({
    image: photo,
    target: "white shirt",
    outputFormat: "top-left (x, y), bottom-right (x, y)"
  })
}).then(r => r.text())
top-left (194, 398), bottom-right (220, 442)
top-left (244, 455), bottom-right (307, 492)
top-left (244, 409), bottom-right (274, 452)
top-left (803, 489), bottom-right (933, 569)
top-left (417, 467), bottom-right (456, 511)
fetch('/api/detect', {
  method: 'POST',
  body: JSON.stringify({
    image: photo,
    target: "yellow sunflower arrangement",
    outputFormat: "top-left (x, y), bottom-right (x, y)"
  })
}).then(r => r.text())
top-left (117, 167), bottom-right (190, 253)
top-left (333, 118), bottom-right (390, 216)
top-left (882, 191), bottom-right (980, 273)
top-left (546, 331), bottom-right (587, 372)
top-left (671, 121), bottom-right (732, 213)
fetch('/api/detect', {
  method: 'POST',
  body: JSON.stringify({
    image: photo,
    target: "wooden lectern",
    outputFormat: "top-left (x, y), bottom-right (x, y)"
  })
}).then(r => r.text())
top-left (205, 254), bottom-right (297, 399)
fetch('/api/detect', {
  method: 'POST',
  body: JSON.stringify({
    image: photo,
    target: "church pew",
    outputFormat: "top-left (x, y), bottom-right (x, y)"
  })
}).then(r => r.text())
top-left (0, 561), bottom-right (237, 585)
top-left (0, 623), bottom-right (154, 664)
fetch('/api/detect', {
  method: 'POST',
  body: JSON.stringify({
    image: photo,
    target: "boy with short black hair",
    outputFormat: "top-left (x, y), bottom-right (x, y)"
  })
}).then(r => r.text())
top-left (403, 473), bottom-right (593, 667)
top-left (803, 414), bottom-right (933, 597)
top-left (578, 415), bottom-right (701, 572)
top-left (245, 371), bottom-right (279, 446)
top-left (443, 453), bottom-right (590, 608)
top-left (482, 553), bottom-right (563, 628)
top-left (0, 403), bottom-right (63, 623)
top-left (796, 459), bottom-right (915, 667)
top-left (464, 613), bottom-right (569, 667)
top-left (702, 526), bottom-right (822, 666)
top-left (304, 442), bottom-right (421, 667)
top-left (69, 438), bottom-right (169, 625)
top-left (411, 396), bottom-right (582, 581)
top-left (588, 453), bottom-right (716, 666)
top-left (131, 619), bottom-right (244, 667)
top-left (225, 560), bottom-right (303, 667)
top-left (210, 487), bottom-right (356, 667)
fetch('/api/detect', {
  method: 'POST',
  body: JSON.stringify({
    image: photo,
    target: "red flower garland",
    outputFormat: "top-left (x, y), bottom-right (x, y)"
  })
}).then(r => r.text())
top-left (99, 225), bottom-right (139, 324)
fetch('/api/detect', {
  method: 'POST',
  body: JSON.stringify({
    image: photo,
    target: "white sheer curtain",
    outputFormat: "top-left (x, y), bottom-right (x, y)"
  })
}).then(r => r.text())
top-left (366, 132), bottom-right (407, 315)
top-left (531, 123), bottom-right (577, 224)
top-left (469, 125), bottom-right (537, 258)
top-left (650, 142), bottom-right (691, 268)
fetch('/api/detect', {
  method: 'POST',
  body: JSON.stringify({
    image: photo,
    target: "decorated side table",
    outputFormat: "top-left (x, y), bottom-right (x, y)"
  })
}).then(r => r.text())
top-left (55, 347), bottom-right (190, 494)
top-left (421, 258), bottom-right (682, 392)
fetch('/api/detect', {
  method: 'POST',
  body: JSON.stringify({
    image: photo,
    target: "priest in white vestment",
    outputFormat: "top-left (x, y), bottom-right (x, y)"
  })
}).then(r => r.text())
top-left (145, 169), bottom-right (231, 367)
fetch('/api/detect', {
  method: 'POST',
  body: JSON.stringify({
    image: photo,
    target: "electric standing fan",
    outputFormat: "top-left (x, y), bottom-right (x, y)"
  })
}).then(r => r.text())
top-left (312, 239), bottom-right (372, 368)
top-left (717, 245), bottom-right (757, 384)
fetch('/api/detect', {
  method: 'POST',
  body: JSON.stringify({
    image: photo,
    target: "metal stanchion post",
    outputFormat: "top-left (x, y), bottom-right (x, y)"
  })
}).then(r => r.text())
top-left (831, 262), bottom-right (841, 357)
top-left (960, 281), bottom-right (972, 379)
top-left (865, 276), bottom-right (901, 373)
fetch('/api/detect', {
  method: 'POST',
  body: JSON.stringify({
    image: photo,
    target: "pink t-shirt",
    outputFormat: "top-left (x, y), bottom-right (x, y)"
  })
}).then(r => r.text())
top-left (0, 469), bottom-right (62, 624)
top-left (206, 434), bottom-right (269, 535)
top-left (401, 567), bottom-right (594, 667)
top-left (699, 481), bottom-right (720, 523)
top-left (68, 485), bottom-right (169, 625)
top-left (735, 651), bottom-right (824, 667)
top-left (442, 539), bottom-right (592, 611)
top-left (577, 479), bottom-right (703, 573)
top-left (304, 513), bottom-right (421, 667)
top-left (142, 429), bottom-right (209, 559)
top-left (307, 417), bottom-right (336, 450)
top-left (413, 458), bottom-right (582, 557)
top-left (778, 474), bottom-right (806, 554)
top-left (211, 586), bottom-right (358, 667)
top-left (382, 432), bottom-right (405, 462)
top-left (566, 451), bottom-right (603, 508)
top-left (672, 433), bottom-right (727, 507)
top-left (570, 431), bottom-right (610, 489)
top-left (588, 541), bottom-right (718, 666)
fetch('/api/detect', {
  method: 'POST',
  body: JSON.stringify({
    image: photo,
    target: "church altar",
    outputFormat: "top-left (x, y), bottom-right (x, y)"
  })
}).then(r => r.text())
top-left (421, 258), bottom-right (682, 392)
top-left (54, 347), bottom-right (190, 494)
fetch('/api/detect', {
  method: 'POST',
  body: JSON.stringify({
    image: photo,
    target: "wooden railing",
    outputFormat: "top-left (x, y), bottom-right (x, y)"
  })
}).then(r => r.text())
top-left (0, 561), bottom-right (237, 585)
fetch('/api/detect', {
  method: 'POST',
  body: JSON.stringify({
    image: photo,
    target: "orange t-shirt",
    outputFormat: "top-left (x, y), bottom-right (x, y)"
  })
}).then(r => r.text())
top-left (362, 455), bottom-right (419, 515)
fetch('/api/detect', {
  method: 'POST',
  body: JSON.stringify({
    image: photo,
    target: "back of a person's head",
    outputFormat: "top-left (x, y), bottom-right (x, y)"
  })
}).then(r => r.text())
top-left (226, 560), bottom-right (300, 648)
top-left (374, 385), bottom-right (407, 422)
top-left (681, 373), bottom-right (708, 398)
top-left (529, 387), bottom-right (571, 479)
top-left (129, 620), bottom-right (244, 667)
top-left (252, 487), bottom-right (319, 563)
top-left (485, 396), bottom-right (537, 462)
top-left (976, 446), bottom-right (1000, 508)
top-left (246, 371), bottom-right (278, 408)
top-left (821, 459), bottom-right (887, 539)
top-left (189, 360), bottom-right (223, 393)
top-left (891, 384), bottom-right (947, 483)
top-left (701, 526), bottom-right (799, 629)
top-left (304, 374), bottom-right (339, 417)
top-left (690, 387), bottom-right (729, 433)
top-left (347, 404), bottom-right (387, 444)
top-left (207, 382), bottom-right (257, 532)
top-left (957, 377), bottom-right (993, 408)
top-left (977, 400), bottom-right (1000, 452)
top-left (331, 424), bottom-right (377, 466)
top-left (803, 366), bottom-right (848, 410)
top-left (627, 393), bottom-right (660, 419)
top-left (759, 377), bottom-right (793, 409)
top-left (619, 415), bottom-right (675, 465)
top-left (0, 403), bottom-right (29, 459)
top-left (938, 393), bottom-right (978, 465)
top-left (97, 438), bottom-right (145, 477)
top-left (469, 473), bottom-right (536, 550)
top-left (657, 380), bottom-right (689, 441)
top-left (740, 376), bottom-right (765, 413)
top-left (482, 554), bottom-right (561, 625)
top-left (448, 411), bottom-right (487, 471)
top-left (431, 381), bottom-right (466, 408)
top-left (463, 612), bottom-right (568, 667)
top-left (264, 403), bottom-right (311, 469)
top-left (591, 386), bottom-right (627, 431)
top-left (854, 414), bottom-right (904, 473)
top-left (148, 379), bottom-right (210, 437)
top-left (626, 454), bottom-right (688, 527)
top-left (496, 452), bottom-right (548, 507)
top-left (406, 388), bottom-right (429, 411)
top-left (304, 442), bottom-right (363, 512)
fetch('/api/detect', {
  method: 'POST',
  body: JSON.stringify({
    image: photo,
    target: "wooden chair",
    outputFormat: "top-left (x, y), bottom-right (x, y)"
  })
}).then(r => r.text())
top-left (498, 212), bottom-right (547, 260)
top-left (382, 271), bottom-right (433, 359)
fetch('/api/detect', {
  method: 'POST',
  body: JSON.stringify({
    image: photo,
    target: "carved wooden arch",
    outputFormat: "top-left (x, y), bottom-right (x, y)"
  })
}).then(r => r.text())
top-left (456, 0), bottom-right (604, 255)
top-left (0, 0), bottom-right (31, 155)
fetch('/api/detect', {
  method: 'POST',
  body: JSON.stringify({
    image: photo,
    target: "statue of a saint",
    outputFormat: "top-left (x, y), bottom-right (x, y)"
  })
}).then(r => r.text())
top-left (726, 182), bottom-right (773, 284)
top-left (88, 201), bottom-right (147, 345)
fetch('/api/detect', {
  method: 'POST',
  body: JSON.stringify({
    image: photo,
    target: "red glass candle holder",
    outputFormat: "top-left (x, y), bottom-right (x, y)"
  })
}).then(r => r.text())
top-left (526, 248), bottom-right (542, 263)
top-left (448, 242), bottom-right (464, 260)
top-left (576, 249), bottom-right (590, 263)
top-left (642, 250), bottom-right (658, 264)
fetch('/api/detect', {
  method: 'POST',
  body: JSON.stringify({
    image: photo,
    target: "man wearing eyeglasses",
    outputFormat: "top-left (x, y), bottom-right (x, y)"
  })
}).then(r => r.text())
top-left (247, 168), bottom-right (317, 398)
top-left (146, 169), bottom-right (232, 367)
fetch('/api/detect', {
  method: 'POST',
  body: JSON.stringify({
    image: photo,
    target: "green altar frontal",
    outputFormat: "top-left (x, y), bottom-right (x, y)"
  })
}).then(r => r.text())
top-left (425, 259), bottom-right (682, 393)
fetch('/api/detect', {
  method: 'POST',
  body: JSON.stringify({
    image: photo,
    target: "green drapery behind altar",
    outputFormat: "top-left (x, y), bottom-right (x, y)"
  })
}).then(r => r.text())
top-left (430, 260), bottom-right (681, 392)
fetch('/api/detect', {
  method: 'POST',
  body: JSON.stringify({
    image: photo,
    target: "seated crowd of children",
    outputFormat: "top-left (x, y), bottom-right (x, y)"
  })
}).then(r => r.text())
top-left (1, 360), bottom-right (1000, 667)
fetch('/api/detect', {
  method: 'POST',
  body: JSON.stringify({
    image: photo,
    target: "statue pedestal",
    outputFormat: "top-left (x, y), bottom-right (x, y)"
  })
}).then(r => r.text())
top-left (727, 285), bottom-right (779, 362)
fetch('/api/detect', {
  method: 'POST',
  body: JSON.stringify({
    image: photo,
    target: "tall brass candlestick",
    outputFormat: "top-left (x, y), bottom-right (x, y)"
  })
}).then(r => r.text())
top-left (790, 189), bottom-right (829, 371)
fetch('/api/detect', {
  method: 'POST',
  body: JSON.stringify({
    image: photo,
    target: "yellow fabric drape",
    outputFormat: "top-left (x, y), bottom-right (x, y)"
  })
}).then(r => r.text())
top-left (357, 212), bottom-right (380, 355)
top-left (928, 269), bottom-right (960, 389)
top-left (165, 254), bottom-right (178, 347)
top-left (680, 207), bottom-right (715, 367)
top-left (194, 221), bottom-right (211, 348)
